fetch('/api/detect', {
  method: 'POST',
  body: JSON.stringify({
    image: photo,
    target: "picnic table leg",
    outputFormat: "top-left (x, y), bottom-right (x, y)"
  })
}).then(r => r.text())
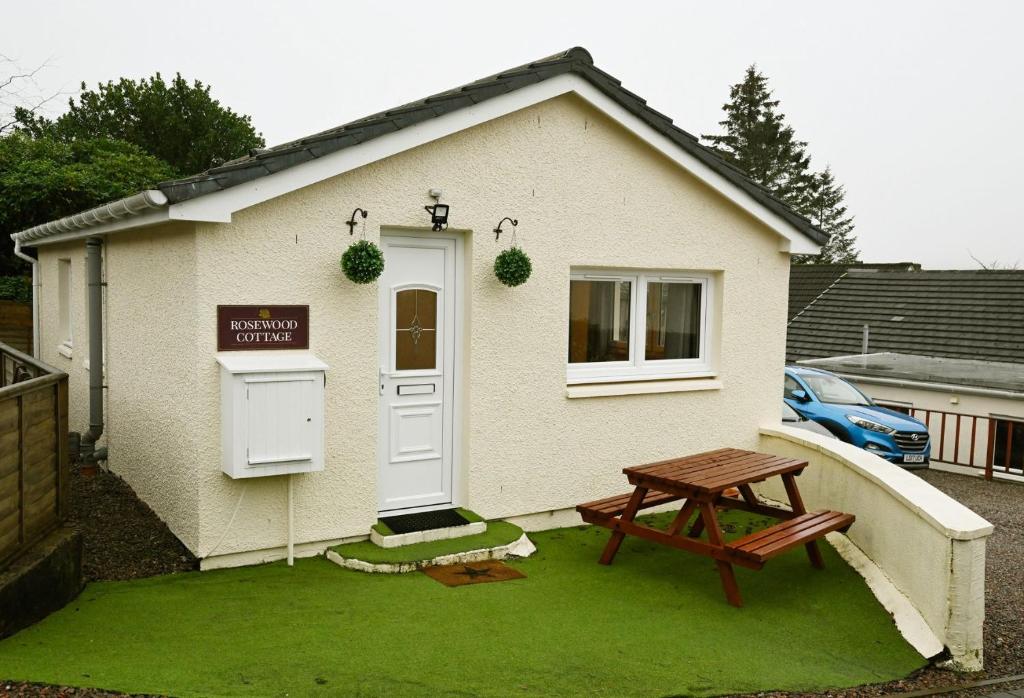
top-left (737, 484), bottom-right (759, 504)
top-left (598, 486), bottom-right (647, 565)
top-left (782, 473), bottom-right (825, 570)
top-left (666, 499), bottom-right (699, 536)
top-left (687, 491), bottom-right (721, 538)
top-left (698, 500), bottom-right (743, 608)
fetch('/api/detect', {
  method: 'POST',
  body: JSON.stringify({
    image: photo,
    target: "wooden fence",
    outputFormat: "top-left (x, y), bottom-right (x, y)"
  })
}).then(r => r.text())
top-left (908, 407), bottom-right (1023, 481)
top-left (0, 301), bottom-right (33, 355)
top-left (0, 342), bottom-right (69, 567)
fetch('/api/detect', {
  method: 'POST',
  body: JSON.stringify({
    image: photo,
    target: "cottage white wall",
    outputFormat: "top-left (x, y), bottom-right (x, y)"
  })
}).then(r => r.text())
top-left (103, 223), bottom-right (203, 550)
top-left (183, 93), bottom-right (793, 560)
top-left (33, 225), bottom-right (204, 550)
top-left (35, 241), bottom-right (92, 446)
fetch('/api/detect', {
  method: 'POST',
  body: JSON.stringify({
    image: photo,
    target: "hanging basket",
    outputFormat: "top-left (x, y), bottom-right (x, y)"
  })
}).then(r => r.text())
top-left (494, 246), bottom-right (532, 287)
top-left (341, 239), bottom-right (385, 284)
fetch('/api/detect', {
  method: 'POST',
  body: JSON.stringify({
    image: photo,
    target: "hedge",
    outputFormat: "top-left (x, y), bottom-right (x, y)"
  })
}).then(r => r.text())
top-left (0, 276), bottom-right (32, 303)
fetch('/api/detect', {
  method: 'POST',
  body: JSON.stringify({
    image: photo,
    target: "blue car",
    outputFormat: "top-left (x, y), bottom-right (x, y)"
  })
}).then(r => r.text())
top-left (784, 366), bottom-right (931, 468)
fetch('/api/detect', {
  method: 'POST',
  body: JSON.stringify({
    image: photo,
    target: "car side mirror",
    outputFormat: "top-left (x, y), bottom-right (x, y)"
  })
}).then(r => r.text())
top-left (791, 389), bottom-right (810, 402)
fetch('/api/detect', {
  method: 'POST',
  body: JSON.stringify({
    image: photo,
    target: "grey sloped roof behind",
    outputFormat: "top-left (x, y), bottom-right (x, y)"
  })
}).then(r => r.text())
top-left (788, 262), bottom-right (923, 321)
top-left (786, 269), bottom-right (1024, 364)
top-left (156, 47), bottom-right (827, 246)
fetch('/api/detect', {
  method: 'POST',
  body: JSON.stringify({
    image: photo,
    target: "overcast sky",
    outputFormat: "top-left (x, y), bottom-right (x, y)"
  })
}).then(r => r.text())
top-left (3, 1), bottom-right (1022, 269)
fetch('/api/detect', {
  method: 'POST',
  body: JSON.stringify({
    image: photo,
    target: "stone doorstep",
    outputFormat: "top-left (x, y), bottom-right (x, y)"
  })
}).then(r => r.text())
top-left (370, 520), bottom-right (487, 549)
top-left (326, 533), bottom-right (537, 574)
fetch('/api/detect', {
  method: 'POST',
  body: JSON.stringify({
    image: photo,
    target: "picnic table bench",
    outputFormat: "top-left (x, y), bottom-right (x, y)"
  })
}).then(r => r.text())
top-left (576, 448), bottom-right (855, 607)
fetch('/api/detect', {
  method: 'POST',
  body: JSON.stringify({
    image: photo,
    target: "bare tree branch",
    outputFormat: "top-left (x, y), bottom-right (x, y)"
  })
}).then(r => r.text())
top-left (968, 250), bottom-right (1021, 270)
top-left (0, 53), bottom-right (60, 135)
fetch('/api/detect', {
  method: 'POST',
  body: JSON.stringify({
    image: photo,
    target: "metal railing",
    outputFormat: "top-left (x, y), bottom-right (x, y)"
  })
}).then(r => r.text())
top-left (906, 407), bottom-right (1022, 481)
top-left (0, 342), bottom-right (69, 567)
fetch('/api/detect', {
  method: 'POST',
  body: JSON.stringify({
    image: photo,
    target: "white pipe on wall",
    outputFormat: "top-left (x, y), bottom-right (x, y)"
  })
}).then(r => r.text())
top-left (12, 240), bottom-right (40, 359)
top-left (287, 475), bottom-right (294, 567)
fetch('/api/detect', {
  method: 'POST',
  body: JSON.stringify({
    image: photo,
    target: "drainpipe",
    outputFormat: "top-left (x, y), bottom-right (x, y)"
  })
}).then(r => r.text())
top-left (12, 240), bottom-right (40, 360)
top-left (81, 237), bottom-right (105, 462)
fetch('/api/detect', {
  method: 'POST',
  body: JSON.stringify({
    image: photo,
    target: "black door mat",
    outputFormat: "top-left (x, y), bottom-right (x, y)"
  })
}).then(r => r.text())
top-left (381, 509), bottom-right (469, 534)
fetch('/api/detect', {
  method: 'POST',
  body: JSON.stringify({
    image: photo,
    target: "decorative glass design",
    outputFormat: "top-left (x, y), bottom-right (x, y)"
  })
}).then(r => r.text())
top-left (395, 289), bottom-right (437, 370)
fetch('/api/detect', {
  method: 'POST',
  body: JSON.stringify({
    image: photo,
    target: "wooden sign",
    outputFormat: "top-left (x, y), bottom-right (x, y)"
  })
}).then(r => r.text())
top-left (217, 305), bottom-right (309, 351)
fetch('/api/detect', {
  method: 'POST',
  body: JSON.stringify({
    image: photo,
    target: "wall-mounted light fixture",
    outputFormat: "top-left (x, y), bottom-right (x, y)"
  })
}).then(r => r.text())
top-left (424, 203), bottom-right (450, 231)
top-left (493, 217), bottom-right (518, 241)
top-left (345, 207), bottom-right (368, 235)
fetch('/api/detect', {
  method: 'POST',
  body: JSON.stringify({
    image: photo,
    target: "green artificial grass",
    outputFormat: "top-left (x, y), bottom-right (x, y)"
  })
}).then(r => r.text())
top-left (0, 511), bottom-right (926, 697)
top-left (370, 508), bottom-right (483, 537)
top-left (369, 520), bottom-right (393, 536)
top-left (332, 520), bottom-right (523, 564)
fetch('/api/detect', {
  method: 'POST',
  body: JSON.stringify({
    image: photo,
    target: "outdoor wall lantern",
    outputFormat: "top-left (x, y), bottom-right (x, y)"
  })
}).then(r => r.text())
top-left (424, 203), bottom-right (450, 231)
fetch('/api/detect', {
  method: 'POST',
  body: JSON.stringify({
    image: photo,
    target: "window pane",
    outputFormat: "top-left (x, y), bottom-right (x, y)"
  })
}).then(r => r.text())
top-left (992, 420), bottom-right (1024, 472)
top-left (395, 289), bottom-right (437, 370)
top-left (645, 282), bottom-right (701, 360)
top-left (568, 280), bottom-right (631, 363)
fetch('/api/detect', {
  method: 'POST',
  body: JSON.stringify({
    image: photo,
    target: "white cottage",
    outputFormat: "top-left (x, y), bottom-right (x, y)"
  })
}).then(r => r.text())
top-left (10, 48), bottom-right (828, 569)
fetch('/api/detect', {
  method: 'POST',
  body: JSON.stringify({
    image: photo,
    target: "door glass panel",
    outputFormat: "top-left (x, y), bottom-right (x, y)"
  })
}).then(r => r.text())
top-left (645, 282), bottom-right (701, 360)
top-left (395, 289), bottom-right (437, 370)
top-left (568, 280), bottom-right (631, 363)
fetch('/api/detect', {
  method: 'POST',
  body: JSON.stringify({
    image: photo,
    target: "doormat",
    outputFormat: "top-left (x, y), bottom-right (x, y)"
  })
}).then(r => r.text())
top-left (381, 509), bottom-right (468, 534)
top-left (421, 561), bottom-right (526, 587)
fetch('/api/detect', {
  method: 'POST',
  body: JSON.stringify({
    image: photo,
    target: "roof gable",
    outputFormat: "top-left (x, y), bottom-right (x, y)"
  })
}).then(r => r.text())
top-left (12, 48), bottom-right (827, 251)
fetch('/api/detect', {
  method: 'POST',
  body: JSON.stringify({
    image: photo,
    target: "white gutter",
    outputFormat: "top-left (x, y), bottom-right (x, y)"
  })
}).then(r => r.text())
top-left (12, 239), bottom-right (40, 359)
top-left (829, 371), bottom-right (1024, 401)
top-left (10, 190), bottom-right (168, 245)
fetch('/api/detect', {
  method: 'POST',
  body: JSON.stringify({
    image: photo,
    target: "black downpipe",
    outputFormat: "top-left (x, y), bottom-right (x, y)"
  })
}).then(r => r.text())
top-left (81, 237), bottom-right (105, 461)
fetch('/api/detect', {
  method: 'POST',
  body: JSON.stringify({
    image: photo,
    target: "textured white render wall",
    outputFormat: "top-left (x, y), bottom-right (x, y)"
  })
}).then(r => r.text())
top-left (184, 93), bottom-right (794, 561)
top-left (36, 241), bottom-right (91, 438)
top-left (34, 227), bottom-right (204, 551)
top-left (758, 425), bottom-right (992, 671)
top-left (104, 224), bottom-right (203, 551)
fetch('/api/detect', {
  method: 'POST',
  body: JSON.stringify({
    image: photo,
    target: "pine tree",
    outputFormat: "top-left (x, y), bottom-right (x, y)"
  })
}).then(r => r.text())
top-left (703, 66), bottom-right (859, 264)
top-left (702, 66), bottom-right (813, 207)
top-left (797, 167), bottom-right (858, 264)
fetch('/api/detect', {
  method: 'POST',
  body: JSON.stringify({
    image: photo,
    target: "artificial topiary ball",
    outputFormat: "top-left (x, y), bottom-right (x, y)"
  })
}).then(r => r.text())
top-left (341, 239), bottom-right (385, 284)
top-left (494, 246), bottom-right (532, 287)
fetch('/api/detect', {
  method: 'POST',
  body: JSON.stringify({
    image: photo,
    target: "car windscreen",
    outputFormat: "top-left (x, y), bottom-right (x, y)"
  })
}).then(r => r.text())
top-left (801, 373), bottom-right (872, 406)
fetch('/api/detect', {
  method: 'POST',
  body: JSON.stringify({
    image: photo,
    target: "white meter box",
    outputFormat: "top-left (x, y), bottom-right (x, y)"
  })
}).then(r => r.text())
top-left (216, 352), bottom-right (327, 478)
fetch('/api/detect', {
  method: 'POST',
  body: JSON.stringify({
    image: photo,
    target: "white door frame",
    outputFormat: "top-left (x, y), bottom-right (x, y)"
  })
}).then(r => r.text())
top-left (377, 228), bottom-right (464, 515)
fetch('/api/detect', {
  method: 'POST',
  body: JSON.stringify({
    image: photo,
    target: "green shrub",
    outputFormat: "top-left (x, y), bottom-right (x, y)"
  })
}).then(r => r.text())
top-left (0, 276), bottom-right (31, 303)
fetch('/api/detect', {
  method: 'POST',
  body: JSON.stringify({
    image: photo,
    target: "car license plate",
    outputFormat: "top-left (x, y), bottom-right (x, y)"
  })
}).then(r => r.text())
top-left (904, 454), bottom-right (926, 464)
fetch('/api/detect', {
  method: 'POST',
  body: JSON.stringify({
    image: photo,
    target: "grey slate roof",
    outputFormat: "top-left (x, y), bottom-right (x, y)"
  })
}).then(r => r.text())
top-left (801, 353), bottom-right (1024, 395)
top-left (786, 268), bottom-right (1024, 365)
top-left (156, 47), bottom-right (827, 246)
top-left (788, 262), bottom-right (921, 321)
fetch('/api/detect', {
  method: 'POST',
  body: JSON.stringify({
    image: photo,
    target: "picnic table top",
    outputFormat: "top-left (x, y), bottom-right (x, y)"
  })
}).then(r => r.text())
top-left (624, 447), bottom-right (809, 494)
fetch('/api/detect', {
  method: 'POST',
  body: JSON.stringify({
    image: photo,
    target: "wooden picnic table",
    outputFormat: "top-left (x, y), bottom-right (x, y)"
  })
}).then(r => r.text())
top-left (576, 448), bottom-right (855, 607)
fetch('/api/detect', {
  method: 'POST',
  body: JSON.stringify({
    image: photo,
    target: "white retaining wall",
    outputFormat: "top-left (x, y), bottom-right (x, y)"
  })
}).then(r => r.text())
top-left (758, 425), bottom-right (993, 671)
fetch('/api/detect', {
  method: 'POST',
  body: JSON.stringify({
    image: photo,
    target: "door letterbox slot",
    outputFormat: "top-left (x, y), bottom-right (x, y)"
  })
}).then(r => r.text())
top-left (398, 383), bottom-right (434, 396)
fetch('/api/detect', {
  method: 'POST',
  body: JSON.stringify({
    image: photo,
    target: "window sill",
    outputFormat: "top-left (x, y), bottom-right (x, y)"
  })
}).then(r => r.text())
top-left (56, 343), bottom-right (72, 359)
top-left (566, 378), bottom-right (723, 399)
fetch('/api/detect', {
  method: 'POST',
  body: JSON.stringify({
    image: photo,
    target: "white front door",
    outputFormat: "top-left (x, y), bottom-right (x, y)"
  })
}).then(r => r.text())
top-left (377, 234), bottom-right (457, 513)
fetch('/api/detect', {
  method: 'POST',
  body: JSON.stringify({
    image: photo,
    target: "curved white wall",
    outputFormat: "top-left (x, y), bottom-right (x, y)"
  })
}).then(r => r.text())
top-left (758, 425), bottom-right (993, 671)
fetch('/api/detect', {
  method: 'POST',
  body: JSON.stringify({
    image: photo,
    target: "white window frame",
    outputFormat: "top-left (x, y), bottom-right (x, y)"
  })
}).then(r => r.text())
top-left (57, 258), bottom-right (73, 354)
top-left (567, 269), bottom-right (714, 384)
